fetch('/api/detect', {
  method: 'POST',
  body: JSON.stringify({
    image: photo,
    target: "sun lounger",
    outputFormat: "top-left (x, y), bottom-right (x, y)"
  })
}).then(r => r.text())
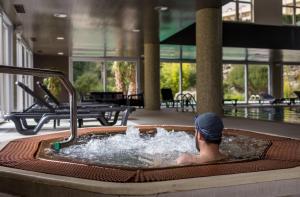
top-left (4, 81), bottom-right (135, 135)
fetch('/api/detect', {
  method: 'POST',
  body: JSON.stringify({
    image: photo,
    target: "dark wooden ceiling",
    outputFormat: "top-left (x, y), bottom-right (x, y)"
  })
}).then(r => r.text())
top-left (0, 0), bottom-right (230, 57)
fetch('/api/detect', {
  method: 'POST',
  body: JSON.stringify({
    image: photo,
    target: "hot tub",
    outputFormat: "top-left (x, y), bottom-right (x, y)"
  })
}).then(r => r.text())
top-left (0, 125), bottom-right (299, 197)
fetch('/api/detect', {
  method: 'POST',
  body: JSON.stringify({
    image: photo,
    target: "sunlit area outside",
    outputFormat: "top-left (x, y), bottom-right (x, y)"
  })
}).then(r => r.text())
top-left (160, 62), bottom-right (196, 100)
top-left (248, 65), bottom-right (269, 102)
top-left (222, 0), bottom-right (252, 22)
top-left (283, 65), bottom-right (300, 97)
top-left (73, 61), bottom-right (137, 99)
top-left (223, 64), bottom-right (246, 101)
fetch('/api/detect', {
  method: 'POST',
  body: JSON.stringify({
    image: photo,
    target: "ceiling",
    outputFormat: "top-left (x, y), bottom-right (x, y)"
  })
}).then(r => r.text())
top-left (0, 0), bottom-right (229, 57)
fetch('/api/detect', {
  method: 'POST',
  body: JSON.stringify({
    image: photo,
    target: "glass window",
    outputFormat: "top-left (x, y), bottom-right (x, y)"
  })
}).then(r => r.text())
top-left (283, 7), bottom-right (294, 24)
top-left (248, 65), bottom-right (269, 101)
top-left (182, 63), bottom-right (196, 92)
top-left (238, 3), bottom-right (252, 21)
top-left (73, 60), bottom-right (137, 97)
top-left (283, 65), bottom-right (300, 98)
top-left (222, 2), bottom-right (237, 21)
top-left (222, 0), bottom-right (252, 22)
top-left (282, 0), bottom-right (300, 25)
top-left (223, 64), bottom-right (246, 101)
top-left (73, 61), bottom-right (105, 97)
top-left (106, 61), bottom-right (137, 95)
top-left (160, 62), bottom-right (180, 96)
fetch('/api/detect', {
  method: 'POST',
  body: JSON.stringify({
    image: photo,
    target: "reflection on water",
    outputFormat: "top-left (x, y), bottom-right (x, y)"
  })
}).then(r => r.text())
top-left (224, 106), bottom-right (300, 124)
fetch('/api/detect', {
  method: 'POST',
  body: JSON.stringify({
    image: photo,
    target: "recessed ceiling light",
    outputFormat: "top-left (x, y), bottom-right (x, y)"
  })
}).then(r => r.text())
top-left (54, 13), bottom-right (67, 18)
top-left (56, 37), bottom-right (64, 40)
top-left (57, 52), bottom-right (64, 55)
top-left (132, 29), bottom-right (140, 33)
top-left (154, 6), bottom-right (168, 11)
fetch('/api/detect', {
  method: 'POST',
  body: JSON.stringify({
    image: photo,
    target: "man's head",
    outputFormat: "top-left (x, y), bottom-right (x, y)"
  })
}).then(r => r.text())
top-left (194, 112), bottom-right (224, 150)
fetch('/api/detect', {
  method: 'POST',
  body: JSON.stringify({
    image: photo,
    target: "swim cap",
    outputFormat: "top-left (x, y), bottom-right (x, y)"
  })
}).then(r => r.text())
top-left (195, 112), bottom-right (224, 141)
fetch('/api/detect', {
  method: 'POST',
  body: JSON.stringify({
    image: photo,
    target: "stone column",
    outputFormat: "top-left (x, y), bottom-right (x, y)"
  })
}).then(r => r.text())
top-left (196, 5), bottom-right (223, 115)
top-left (143, 6), bottom-right (160, 110)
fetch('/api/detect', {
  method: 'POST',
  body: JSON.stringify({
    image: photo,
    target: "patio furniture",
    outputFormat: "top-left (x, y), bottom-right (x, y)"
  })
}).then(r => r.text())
top-left (223, 99), bottom-right (238, 106)
top-left (4, 81), bottom-right (135, 135)
top-left (127, 92), bottom-right (144, 108)
top-left (175, 93), bottom-right (196, 112)
top-left (84, 92), bottom-right (127, 105)
top-left (161, 88), bottom-right (176, 108)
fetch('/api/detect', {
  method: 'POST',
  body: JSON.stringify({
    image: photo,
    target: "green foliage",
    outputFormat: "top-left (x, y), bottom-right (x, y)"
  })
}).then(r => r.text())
top-left (160, 63), bottom-right (180, 94)
top-left (223, 65), bottom-right (245, 100)
top-left (73, 62), bottom-right (103, 95)
top-left (160, 62), bottom-right (196, 95)
top-left (248, 65), bottom-right (268, 95)
top-left (74, 72), bottom-right (103, 95)
top-left (223, 64), bottom-right (268, 101)
top-left (43, 77), bottom-right (61, 98)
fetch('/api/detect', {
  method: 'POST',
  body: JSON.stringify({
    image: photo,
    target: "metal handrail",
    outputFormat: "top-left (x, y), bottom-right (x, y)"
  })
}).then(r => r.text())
top-left (0, 65), bottom-right (77, 145)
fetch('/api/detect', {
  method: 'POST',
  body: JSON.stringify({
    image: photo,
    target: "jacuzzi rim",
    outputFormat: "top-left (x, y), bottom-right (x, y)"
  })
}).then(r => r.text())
top-left (0, 165), bottom-right (300, 196)
top-left (0, 125), bottom-right (299, 184)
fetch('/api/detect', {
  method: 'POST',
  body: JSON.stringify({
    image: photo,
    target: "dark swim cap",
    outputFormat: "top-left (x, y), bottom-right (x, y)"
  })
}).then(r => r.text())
top-left (195, 112), bottom-right (224, 141)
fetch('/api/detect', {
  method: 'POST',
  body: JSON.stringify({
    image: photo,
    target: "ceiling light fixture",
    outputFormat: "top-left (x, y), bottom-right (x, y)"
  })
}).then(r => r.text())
top-left (53, 13), bottom-right (67, 18)
top-left (132, 29), bottom-right (140, 33)
top-left (57, 52), bottom-right (64, 55)
top-left (56, 37), bottom-right (65, 40)
top-left (154, 6), bottom-right (168, 11)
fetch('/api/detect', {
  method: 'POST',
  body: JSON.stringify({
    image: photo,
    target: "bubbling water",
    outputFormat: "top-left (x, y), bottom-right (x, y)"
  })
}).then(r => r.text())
top-left (55, 127), bottom-right (269, 168)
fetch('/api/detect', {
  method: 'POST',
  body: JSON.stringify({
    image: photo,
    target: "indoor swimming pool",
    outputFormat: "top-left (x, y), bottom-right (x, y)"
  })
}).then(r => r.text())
top-left (224, 106), bottom-right (300, 124)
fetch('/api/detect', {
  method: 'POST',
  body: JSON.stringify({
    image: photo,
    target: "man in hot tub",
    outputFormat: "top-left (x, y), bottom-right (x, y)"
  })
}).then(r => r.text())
top-left (176, 112), bottom-right (227, 165)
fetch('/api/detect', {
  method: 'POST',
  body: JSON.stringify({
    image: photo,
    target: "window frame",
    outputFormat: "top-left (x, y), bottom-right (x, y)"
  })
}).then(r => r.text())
top-left (282, 0), bottom-right (300, 25)
top-left (222, 0), bottom-right (253, 22)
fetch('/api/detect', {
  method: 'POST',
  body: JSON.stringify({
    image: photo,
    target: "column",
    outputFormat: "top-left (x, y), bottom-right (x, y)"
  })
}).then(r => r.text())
top-left (269, 50), bottom-right (283, 99)
top-left (196, 4), bottom-right (223, 115)
top-left (143, 6), bottom-right (160, 110)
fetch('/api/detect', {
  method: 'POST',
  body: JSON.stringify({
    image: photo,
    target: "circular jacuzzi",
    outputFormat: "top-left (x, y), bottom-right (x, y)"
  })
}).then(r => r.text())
top-left (0, 125), bottom-right (299, 196)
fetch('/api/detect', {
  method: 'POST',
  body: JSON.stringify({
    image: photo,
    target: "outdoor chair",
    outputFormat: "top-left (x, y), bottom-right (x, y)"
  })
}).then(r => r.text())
top-left (174, 93), bottom-right (196, 112)
top-left (161, 88), bottom-right (175, 108)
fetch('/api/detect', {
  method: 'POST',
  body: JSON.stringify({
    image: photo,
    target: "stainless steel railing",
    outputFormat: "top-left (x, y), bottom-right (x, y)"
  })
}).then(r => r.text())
top-left (0, 65), bottom-right (77, 144)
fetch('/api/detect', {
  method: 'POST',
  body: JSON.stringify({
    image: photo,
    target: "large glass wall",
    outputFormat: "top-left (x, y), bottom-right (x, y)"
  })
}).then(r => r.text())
top-left (73, 60), bottom-right (137, 98)
top-left (223, 64), bottom-right (246, 101)
top-left (283, 65), bottom-right (300, 97)
top-left (222, 0), bottom-right (253, 22)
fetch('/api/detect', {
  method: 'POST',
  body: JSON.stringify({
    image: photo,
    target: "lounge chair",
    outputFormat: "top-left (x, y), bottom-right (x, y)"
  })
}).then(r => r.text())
top-left (127, 92), bottom-right (144, 108)
top-left (36, 81), bottom-right (115, 109)
top-left (4, 81), bottom-right (135, 135)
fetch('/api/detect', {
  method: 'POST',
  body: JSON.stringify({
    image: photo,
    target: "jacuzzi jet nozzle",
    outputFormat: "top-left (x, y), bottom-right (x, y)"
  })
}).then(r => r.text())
top-left (51, 142), bottom-right (61, 152)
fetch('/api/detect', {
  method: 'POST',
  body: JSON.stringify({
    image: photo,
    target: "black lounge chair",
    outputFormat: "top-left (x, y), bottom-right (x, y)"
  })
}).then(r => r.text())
top-left (127, 92), bottom-right (144, 108)
top-left (4, 81), bottom-right (135, 135)
top-left (36, 81), bottom-right (115, 109)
